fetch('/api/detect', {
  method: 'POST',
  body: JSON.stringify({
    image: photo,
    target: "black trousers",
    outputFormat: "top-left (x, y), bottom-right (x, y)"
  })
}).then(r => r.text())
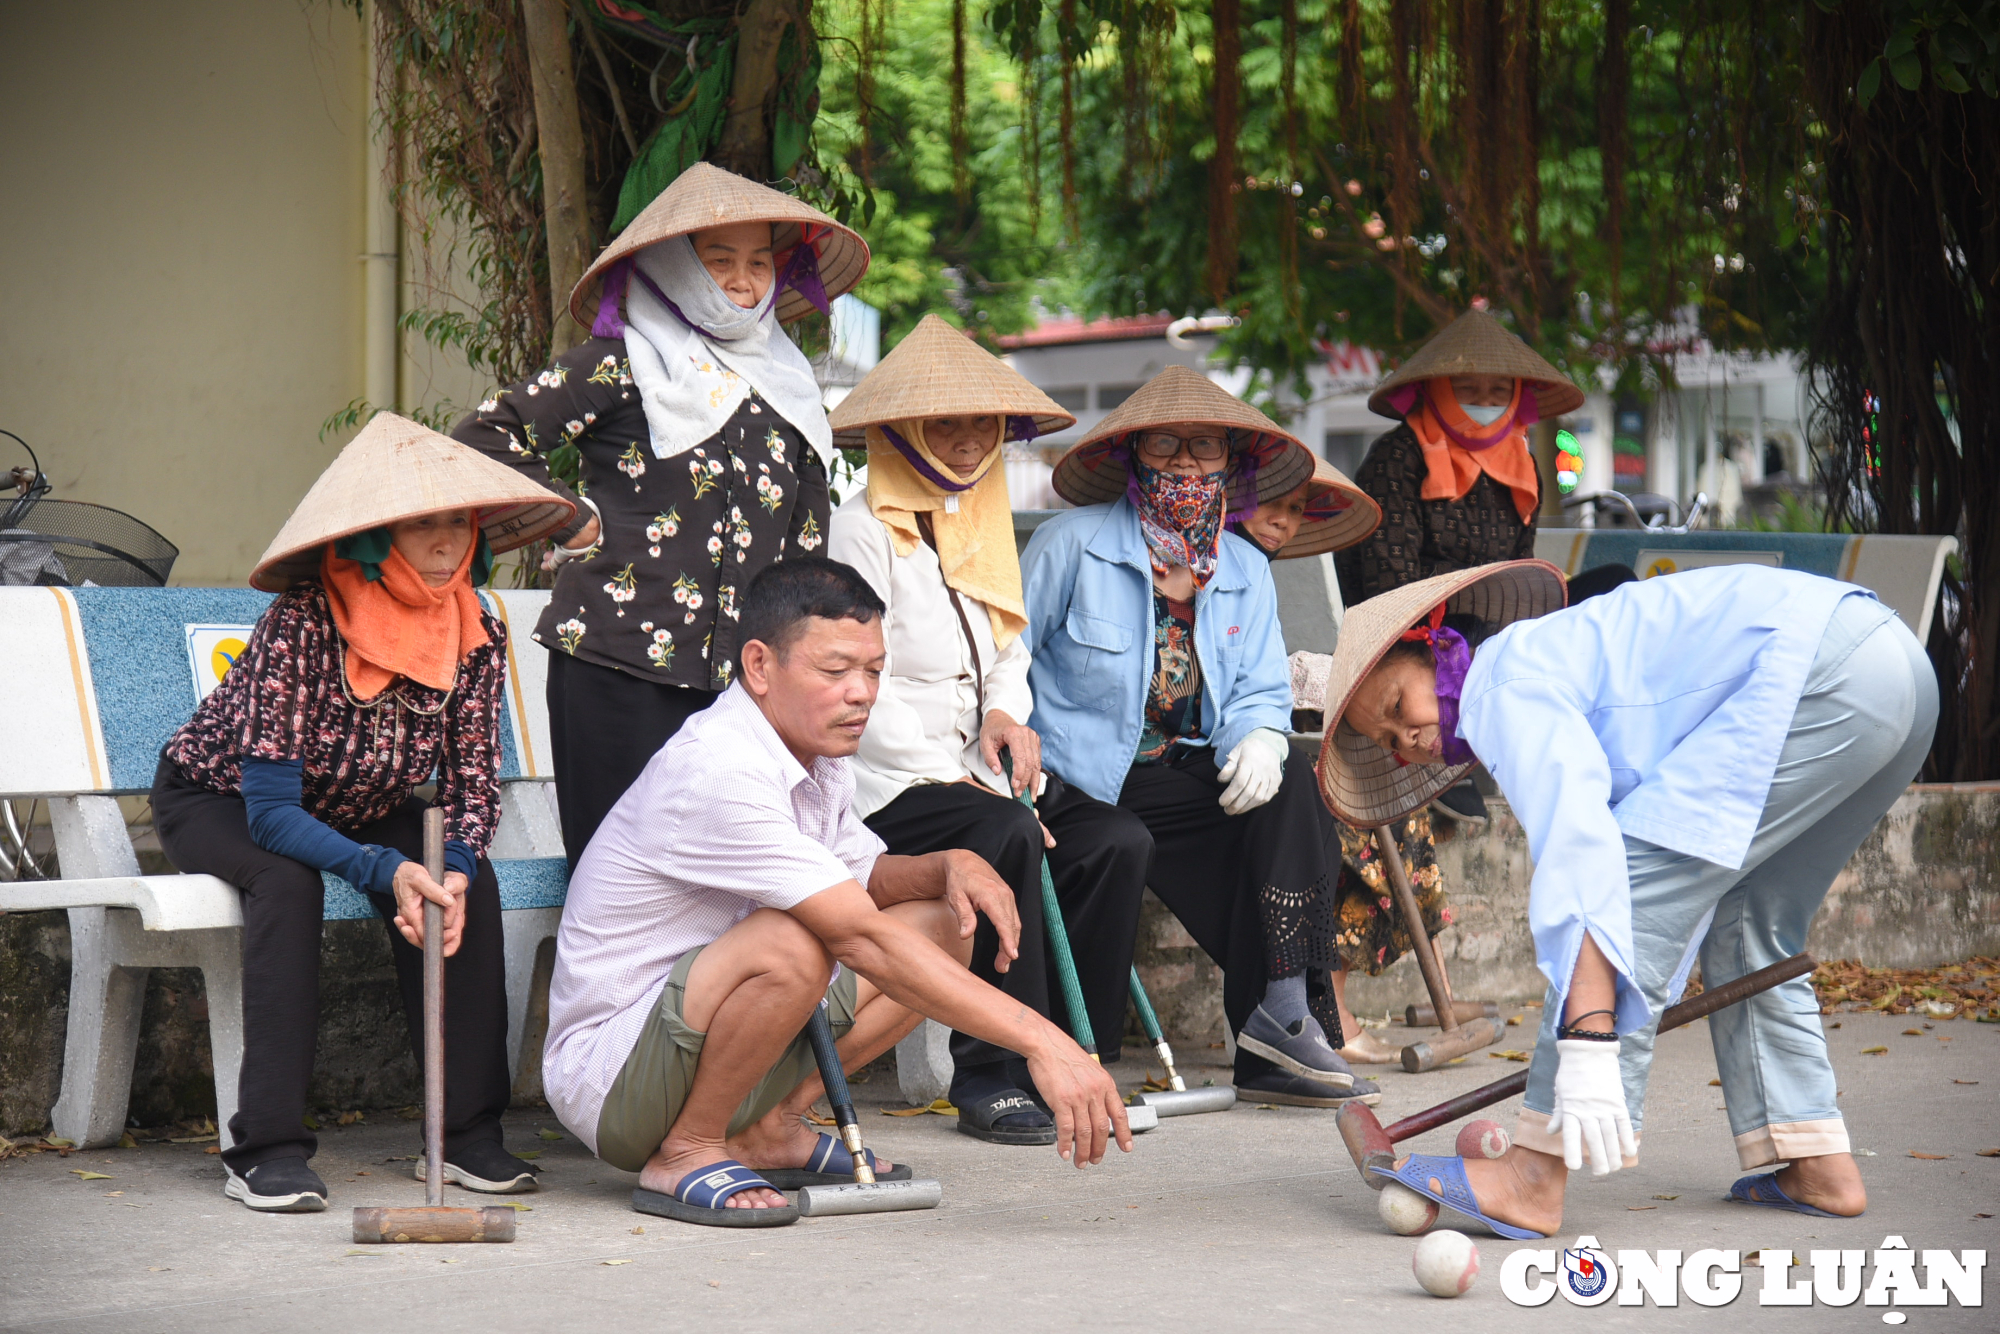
top-left (546, 650), bottom-right (716, 868)
top-left (864, 778), bottom-right (1151, 1069)
top-left (1116, 740), bottom-right (1338, 1081)
top-left (150, 761), bottom-right (512, 1174)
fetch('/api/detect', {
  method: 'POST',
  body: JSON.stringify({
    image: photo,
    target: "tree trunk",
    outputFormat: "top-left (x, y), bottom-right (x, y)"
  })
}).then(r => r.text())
top-left (713, 0), bottom-right (796, 180)
top-left (520, 0), bottom-right (591, 356)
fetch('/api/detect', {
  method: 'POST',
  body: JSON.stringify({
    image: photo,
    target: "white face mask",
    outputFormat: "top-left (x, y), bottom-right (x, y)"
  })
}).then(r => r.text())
top-left (1461, 402), bottom-right (1509, 426)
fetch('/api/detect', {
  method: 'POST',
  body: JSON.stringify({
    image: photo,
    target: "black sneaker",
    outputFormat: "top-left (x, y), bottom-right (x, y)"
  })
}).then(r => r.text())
top-left (1429, 780), bottom-right (1489, 829)
top-left (1236, 1069), bottom-right (1382, 1108)
top-left (224, 1156), bottom-right (328, 1212)
top-left (414, 1140), bottom-right (540, 1193)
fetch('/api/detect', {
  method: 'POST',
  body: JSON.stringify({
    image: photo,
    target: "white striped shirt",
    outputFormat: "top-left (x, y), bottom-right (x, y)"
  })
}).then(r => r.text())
top-left (542, 682), bottom-right (885, 1151)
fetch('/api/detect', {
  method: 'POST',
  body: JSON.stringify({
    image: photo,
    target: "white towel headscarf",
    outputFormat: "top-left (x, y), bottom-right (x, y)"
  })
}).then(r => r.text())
top-left (622, 233), bottom-right (834, 467)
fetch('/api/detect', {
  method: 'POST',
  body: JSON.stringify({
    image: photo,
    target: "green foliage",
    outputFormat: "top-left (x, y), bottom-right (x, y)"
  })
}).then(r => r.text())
top-left (1829, 0), bottom-right (2000, 106)
top-left (813, 0), bottom-right (1076, 346)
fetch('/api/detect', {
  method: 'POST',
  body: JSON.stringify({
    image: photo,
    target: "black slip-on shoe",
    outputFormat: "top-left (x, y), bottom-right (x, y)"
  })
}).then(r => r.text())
top-left (224, 1156), bottom-right (328, 1212)
top-left (415, 1140), bottom-right (540, 1193)
top-left (1430, 780), bottom-right (1490, 829)
top-left (1235, 1069), bottom-right (1383, 1108)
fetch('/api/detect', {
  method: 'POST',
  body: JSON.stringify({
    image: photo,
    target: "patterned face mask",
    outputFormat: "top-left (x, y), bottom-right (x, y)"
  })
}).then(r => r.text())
top-left (1130, 458), bottom-right (1227, 589)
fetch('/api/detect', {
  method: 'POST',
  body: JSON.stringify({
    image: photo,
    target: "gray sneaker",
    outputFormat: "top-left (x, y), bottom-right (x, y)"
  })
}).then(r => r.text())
top-left (1237, 1007), bottom-right (1367, 1091)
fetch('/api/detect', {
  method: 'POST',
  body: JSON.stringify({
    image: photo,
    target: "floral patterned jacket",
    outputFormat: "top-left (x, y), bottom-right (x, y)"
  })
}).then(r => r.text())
top-left (452, 336), bottom-right (830, 690)
top-left (163, 584), bottom-right (505, 853)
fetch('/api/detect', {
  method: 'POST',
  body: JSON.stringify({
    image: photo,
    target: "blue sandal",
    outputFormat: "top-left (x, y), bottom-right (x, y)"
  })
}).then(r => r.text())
top-left (631, 1159), bottom-right (799, 1228)
top-left (1367, 1153), bottom-right (1546, 1240)
top-left (1727, 1172), bottom-right (1850, 1219)
top-left (759, 1134), bottom-right (914, 1189)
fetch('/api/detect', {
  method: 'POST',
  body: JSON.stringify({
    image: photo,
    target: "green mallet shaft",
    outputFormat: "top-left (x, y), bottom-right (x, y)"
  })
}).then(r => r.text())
top-left (1004, 753), bottom-right (1096, 1059)
top-left (1127, 968), bottom-right (1185, 1092)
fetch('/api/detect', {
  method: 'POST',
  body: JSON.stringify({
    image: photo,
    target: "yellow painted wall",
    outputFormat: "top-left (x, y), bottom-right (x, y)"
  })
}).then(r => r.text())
top-left (0, 1), bottom-right (491, 587)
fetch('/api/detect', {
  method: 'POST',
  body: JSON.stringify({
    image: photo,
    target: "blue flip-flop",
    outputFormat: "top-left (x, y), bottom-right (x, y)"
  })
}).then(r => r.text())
top-left (1727, 1172), bottom-right (1850, 1219)
top-left (1368, 1153), bottom-right (1547, 1240)
top-left (759, 1133), bottom-right (915, 1189)
top-left (631, 1159), bottom-right (799, 1228)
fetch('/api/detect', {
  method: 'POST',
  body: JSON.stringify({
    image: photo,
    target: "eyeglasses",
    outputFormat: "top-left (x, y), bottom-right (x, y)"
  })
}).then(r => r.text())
top-left (1134, 431), bottom-right (1231, 461)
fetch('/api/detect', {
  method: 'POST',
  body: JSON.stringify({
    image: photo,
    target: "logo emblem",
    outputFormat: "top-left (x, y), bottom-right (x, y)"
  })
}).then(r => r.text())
top-left (1560, 1243), bottom-right (1617, 1305)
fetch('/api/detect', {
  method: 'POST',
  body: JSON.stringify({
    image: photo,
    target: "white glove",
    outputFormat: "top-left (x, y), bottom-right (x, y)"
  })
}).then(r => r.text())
top-left (1217, 728), bottom-right (1289, 816)
top-left (1546, 1039), bottom-right (1637, 1177)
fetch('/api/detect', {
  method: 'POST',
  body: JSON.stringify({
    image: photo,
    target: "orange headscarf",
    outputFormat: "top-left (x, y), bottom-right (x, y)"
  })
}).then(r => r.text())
top-left (319, 538), bottom-right (489, 701)
top-left (1405, 376), bottom-right (1540, 524)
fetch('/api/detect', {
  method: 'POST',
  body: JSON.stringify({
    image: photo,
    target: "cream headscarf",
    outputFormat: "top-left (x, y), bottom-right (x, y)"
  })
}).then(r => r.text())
top-left (864, 417), bottom-right (1026, 648)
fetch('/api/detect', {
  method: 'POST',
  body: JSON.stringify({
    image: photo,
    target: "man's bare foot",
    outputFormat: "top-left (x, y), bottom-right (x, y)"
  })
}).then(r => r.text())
top-left (1772, 1152), bottom-right (1866, 1216)
top-left (726, 1101), bottom-right (896, 1177)
top-left (638, 1140), bottom-right (787, 1209)
top-left (1455, 1146), bottom-right (1568, 1236)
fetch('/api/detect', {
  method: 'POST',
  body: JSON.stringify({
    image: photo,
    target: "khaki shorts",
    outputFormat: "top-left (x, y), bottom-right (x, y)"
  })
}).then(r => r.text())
top-left (594, 945), bottom-right (858, 1173)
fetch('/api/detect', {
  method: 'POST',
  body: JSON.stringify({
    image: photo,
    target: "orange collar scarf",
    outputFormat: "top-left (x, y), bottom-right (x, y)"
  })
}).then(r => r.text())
top-left (319, 541), bottom-right (488, 701)
top-left (1405, 376), bottom-right (1540, 524)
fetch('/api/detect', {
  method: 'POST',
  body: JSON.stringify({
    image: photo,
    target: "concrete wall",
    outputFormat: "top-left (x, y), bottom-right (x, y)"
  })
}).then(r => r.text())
top-left (0, 1), bottom-right (487, 588)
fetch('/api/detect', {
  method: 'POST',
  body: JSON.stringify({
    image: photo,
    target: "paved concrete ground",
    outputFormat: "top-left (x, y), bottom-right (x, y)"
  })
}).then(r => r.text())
top-left (2, 1010), bottom-right (1993, 1331)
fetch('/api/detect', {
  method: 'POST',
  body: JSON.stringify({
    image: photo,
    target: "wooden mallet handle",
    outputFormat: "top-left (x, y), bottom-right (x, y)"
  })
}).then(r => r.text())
top-left (422, 808), bottom-right (446, 1209)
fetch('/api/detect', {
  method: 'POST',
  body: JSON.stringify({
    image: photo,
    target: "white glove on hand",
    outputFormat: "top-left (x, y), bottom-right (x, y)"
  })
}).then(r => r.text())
top-left (1546, 1039), bottom-right (1637, 1177)
top-left (1216, 728), bottom-right (1289, 816)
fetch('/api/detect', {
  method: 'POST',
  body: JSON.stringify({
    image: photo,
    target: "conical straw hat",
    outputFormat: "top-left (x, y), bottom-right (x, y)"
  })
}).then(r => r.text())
top-left (1315, 559), bottom-right (1567, 827)
top-left (1270, 455), bottom-right (1382, 559)
top-left (1052, 365), bottom-right (1315, 509)
top-left (568, 162), bottom-right (869, 327)
top-left (250, 412), bottom-right (577, 592)
top-left (827, 314), bottom-right (1075, 448)
top-left (1366, 307), bottom-right (1586, 420)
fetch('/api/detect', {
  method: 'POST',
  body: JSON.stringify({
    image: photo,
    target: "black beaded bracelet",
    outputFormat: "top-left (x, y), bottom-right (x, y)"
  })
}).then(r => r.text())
top-left (1557, 1008), bottom-right (1620, 1042)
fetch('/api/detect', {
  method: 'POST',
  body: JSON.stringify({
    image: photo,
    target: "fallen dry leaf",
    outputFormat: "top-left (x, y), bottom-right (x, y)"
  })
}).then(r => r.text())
top-left (1975, 1148), bottom-right (2000, 1157)
top-left (1938, 1036), bottom-right (1953, 1042)
top-left (1652, 1194), bottom-right (1679, 1200)
top-left (882, 1099), bottom-right (958, 1117)
top-left (496, 1202), bottom-right (533, 1210)
top-left (516, 1151), bottom-right (540, 1160)
top-left (204, 1146), bottom-right (220, 1155)
top-left (1829, 1021), bottom-right (1842, 1029)
top-left (630, 1226), bottom-right (644, 1235)
top-left (70, 1170), bottom-right (112, 1180)
top-left (1506, 1015), bottom-right (1523, 1026)
top-left (1977, 1213), bottom-right (1994, 1219)
top-left (147, 1267), bottom-right (170, 1272)
top-left (116, 1132), bottom-right (137, 1149)
top-left (1955, 1079), bottom-right (1980, 1085)
top-left (336, 1111), bottom-right (364, 1126)
top-left (1909, 1151), bottom-right (1951, 1160)
top-left (1709, 1079), bottom-right (1722, 1086)
top-left (1903, 1029), bottom-right (1923, 1036)
top-left (1861, 1045), bottom-right (1889, 1055)
top-left (538, 1128), bottom-right (563, 1141)
top-left (602, 1259), bottom-right (633, 1267)
top-left (1628, 1205), bottom-right (1657, 1211)
top-left (1490, 1050), bottom-right (1530, 1062)
top-left (707, 1279), bottom-right (721, 1288)
top-left (343, 1250), bottom-right (383, 1258)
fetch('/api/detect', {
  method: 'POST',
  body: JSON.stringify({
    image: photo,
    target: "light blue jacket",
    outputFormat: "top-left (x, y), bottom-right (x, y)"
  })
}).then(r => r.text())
top-left (1458, 564), bottom-right (1890, 1034)
top-left (1022, 499), bottom-right (1294, 805)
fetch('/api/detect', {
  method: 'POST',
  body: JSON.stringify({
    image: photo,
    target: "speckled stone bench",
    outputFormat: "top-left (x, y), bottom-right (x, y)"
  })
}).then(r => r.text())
top-left (0, 586), bottom-right (567, 1150)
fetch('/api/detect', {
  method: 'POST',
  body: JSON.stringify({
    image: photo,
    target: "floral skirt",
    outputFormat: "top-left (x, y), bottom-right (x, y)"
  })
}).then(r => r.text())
top-left (1325, 809), bottom-right (1449, 976)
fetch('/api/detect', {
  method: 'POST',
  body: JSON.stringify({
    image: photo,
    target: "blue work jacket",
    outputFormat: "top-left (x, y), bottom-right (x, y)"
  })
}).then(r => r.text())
top-left (1021, 499), bottom-right (1294, 805)
top-left (1458, 564), bottom-right (1891, 1033)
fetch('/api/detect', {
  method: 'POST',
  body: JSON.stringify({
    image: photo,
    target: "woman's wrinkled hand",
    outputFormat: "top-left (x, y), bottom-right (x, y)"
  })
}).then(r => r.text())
top-left (391, 860), bottom-right (467, 956)
top-left (980, 710), bottom-right (1043, 797)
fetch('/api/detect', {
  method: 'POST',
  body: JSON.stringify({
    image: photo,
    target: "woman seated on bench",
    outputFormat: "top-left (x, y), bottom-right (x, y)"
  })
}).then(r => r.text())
top-left (150, 413), bottom-right (574, 1214)
top-left (1323, 559), bottom-right (1935, 1236)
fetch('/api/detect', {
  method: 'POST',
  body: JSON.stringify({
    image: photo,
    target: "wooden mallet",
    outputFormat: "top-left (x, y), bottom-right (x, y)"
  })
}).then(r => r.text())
top-left (1372, 827), bottom-right (1502, 1072)
top-left (1337, 952), bottom-right (1818, 1187)
top-left (352, 808), bottom-right (516, 1244)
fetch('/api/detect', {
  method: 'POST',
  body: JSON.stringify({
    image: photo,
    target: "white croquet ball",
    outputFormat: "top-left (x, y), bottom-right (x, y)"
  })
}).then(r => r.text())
top-left (1413, 1229), bottom-right (1480, 1297)
top-left (1377, 1181), bottom-right (1440, 1235)
top-left (1455, 1118), bottom-right (1511, 1160)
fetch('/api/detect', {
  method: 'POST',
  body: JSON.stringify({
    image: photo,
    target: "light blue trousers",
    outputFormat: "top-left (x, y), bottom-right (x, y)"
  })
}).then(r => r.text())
top-left (1514, 597), bottom-right (1938, 1170)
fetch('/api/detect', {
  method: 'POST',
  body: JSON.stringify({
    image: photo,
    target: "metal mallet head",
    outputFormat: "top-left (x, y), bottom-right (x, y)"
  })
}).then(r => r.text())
top-left (800, 1002), bottom-right (943, 1217)
top-left (1133, 1085), bottom-right (1238, 1117)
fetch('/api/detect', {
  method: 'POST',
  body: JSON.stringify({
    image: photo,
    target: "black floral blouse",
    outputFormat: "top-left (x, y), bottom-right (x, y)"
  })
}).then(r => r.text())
top-left (1335, 423), bottom-right (1537, 605)
top-left (452, 336), bottom-right (831, 690)
top-left (163, 584), bottom-right (505, 854)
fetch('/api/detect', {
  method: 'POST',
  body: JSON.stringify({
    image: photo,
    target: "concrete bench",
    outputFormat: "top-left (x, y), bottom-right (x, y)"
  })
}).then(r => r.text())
top-left (1533, 530), bottom-right (1957, 643)
top-left (0, 586), bottom-right (566, 1150)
